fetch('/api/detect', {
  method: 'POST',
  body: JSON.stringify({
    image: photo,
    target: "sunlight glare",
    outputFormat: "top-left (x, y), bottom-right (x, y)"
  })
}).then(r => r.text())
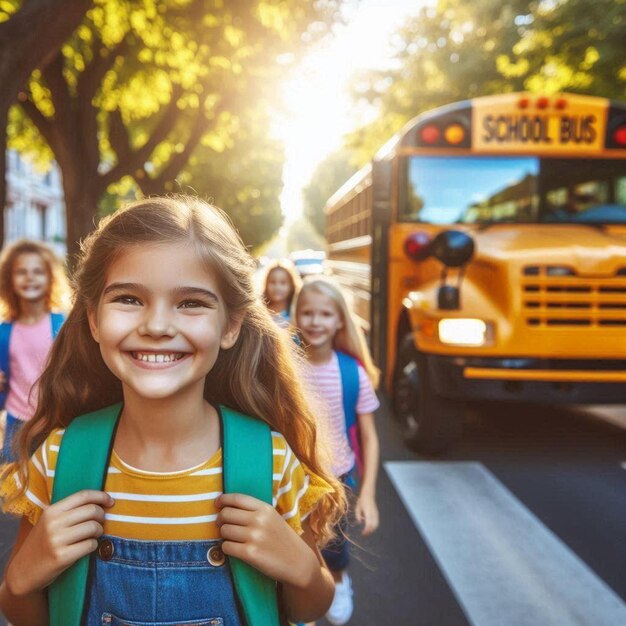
top-left (274, 0), bottom-right (432, 223)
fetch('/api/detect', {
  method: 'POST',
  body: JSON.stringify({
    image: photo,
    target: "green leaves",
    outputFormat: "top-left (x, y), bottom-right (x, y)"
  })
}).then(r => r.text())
top-left (6, 0), bottom-right (344, 253)
top-left (349, 0), bottom-right (625, 161)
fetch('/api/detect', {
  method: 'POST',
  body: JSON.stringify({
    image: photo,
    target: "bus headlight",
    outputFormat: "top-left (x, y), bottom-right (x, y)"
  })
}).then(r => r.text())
top-left (438, 319), bottom-right (491, 346)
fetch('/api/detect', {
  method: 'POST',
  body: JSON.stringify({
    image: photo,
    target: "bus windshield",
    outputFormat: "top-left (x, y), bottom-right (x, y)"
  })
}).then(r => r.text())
top-left (401, 156), bottom-right (626, 225)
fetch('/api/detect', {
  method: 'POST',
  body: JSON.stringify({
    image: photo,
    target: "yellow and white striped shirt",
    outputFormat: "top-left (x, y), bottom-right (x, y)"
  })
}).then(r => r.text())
top-left (1, 428), bottom-right (332, 541)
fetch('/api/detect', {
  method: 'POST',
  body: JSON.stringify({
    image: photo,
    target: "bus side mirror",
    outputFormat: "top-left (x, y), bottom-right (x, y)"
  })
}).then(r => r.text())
top-left (431, 230), bottom-right (475, 310)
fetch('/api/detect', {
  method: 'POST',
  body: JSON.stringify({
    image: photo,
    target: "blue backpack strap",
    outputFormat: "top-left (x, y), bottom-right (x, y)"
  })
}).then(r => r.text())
top-left (336, 351), bottom-right (362, 476)
top-left (50, 312), bottom-right (65, 338)
top-left (336, 351), bottom-right (359, 431)
top-left (49, 403), bottom-right (122, 626)
top-left (219, 405), bottom-right (281, 626)
top-left (0, 322), bottom-right (13, 410)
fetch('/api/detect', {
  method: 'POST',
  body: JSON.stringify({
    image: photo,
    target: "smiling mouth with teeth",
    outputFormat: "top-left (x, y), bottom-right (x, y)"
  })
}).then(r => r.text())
top-left (131, 352), bottom-right (186, 363)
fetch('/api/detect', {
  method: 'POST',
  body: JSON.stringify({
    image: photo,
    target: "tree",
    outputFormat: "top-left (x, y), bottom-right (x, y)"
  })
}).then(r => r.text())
top-left (348, 0), bottom-right (625, 162)
top-left (0, 0), bottom-right (90, 245)
top-left (302, 148), bottom-right (358, 236)
top-left (497, 0), bottom-right (626, 98)
top-left (347, 0), bottom-right (534, 162)
top-left (178, 106), bottom-right (284, 250)
top-left (9, 0), bottom-right (343, 256)
top-left (286, 217), bottom-right (324, 252)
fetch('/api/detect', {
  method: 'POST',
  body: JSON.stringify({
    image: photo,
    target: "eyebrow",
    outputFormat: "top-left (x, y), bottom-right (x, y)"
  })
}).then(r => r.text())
top-left (103, 282), bottom-right (219, 303)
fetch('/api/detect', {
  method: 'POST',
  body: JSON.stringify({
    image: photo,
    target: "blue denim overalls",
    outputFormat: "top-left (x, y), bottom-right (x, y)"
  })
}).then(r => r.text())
top-left (84, 535), bottom-right (244, 625)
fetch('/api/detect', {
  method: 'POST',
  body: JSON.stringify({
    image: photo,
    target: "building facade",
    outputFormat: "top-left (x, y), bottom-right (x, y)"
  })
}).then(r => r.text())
top-left (4, 150), bottom-right (66, 255)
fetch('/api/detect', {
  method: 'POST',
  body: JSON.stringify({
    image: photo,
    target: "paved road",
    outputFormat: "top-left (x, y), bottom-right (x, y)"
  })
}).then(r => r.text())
top-left (0, 514), bottom-right (17, 626)
top-left (1, 400), bottom-right (624, 625)
top-left (345, 398), bottom-right (626, 625)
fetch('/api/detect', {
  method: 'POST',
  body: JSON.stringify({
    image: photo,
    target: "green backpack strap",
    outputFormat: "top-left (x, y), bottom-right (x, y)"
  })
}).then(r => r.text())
top-left (49, 403), bottom-right (122, 626)
top-left (219, 405), bottom-right (281, 626)
top-left (49, 403), bottom-right (278, 626)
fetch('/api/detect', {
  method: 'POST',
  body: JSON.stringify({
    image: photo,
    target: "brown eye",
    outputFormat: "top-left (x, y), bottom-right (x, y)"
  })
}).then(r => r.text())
top-left (179, 300), bottom-right (211, 309)
top-left (113, 295), bottom-right (141, 306)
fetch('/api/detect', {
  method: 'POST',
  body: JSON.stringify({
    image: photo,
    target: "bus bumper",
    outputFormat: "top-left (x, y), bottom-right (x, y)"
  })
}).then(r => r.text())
top-left (426, 355), bottom-right (626, 404)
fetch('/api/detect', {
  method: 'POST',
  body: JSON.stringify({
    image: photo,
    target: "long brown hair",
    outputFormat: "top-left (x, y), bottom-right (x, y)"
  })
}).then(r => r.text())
top-left (0, 239), bottom-right (69, 320)
top-left (294, 277), bottom-right (380, 388)
top-left (9, 196), bottom-right (345, 542)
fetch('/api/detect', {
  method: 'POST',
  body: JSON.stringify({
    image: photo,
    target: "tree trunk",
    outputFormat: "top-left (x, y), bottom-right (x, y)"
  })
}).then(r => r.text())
top-left (0, 107), bottom-right (7, 246)
top-left (0, 0), bottom-right (90, 246)
top-left (62, 170), bottom-right (102, 262)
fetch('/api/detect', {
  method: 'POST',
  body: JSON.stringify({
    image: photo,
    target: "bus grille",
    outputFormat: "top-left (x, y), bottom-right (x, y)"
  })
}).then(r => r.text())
top-left (521, 265), bottom-right (626, 327)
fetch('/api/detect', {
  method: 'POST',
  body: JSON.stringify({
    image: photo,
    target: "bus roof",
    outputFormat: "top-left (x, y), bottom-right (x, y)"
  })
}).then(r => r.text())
top-left (324, 93), bottom-right (626, 210)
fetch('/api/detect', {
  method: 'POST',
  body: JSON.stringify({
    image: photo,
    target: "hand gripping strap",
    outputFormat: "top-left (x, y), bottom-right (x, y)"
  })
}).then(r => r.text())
top-left (220, 405), bottom-right (281, 626)
top-left (49, 403), bottom-right (122, 626)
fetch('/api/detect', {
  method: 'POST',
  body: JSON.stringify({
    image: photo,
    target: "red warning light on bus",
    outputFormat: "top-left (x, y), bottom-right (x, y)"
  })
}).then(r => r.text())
top-left (614, 125), bottom-right (626, 146)
top-left (404, 232), bottom-right (432, 261)
top-left (420, 124), bottom-right (440, 144)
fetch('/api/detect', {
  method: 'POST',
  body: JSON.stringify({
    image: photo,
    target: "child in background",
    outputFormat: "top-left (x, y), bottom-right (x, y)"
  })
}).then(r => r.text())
top-left (0, 197), bottom-right (345, 625)
top-left (294, 277), bottom-right (381, 626)
top-left (0, 239), bottom-right (67, 464)
top-left (262, 259), bottom-right (302, 329)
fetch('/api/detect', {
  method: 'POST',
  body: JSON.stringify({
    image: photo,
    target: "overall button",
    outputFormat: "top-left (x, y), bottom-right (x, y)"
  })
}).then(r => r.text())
top-left (98, 539), bottom-right (115, 561)
top-left (207, 544), bottom-right (225, 567)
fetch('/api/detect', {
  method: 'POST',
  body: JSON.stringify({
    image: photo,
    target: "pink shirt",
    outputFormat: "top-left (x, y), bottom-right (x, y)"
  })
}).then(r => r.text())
top-left (5, 315), bottom-right (54, 421)
top-left (303, 352), bottom-right (380, 476)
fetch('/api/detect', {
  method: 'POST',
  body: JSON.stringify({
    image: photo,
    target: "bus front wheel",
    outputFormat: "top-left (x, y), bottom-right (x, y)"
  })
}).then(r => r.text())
top-left (393, 334), bottom-right (463, 454)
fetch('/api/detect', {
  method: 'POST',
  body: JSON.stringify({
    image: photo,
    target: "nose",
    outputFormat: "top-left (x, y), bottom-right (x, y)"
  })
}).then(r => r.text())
top-left (139, 303), bottom-right (176, 337)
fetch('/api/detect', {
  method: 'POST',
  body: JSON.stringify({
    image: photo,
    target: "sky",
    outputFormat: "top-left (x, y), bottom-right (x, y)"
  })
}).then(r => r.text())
top-left (274, 0), bottom-right (433, 223)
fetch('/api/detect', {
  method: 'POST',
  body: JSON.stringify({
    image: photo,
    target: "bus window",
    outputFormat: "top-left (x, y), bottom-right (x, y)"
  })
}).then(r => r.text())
top-left (541, 160), bottom-right (626, 224)
top-left (617, 177), bottom-right (626, 204)
top-left (401, 156), bottom-right (540, 224)
top-left (401, 156), bottom-right (626, 225)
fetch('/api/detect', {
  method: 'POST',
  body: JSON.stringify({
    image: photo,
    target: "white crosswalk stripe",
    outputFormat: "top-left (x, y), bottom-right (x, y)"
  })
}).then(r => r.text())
top-left (385, 461), bottom-right (626, 626)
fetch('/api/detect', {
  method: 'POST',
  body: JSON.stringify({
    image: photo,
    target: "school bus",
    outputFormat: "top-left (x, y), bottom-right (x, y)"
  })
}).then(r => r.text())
top-left (324, 93), bottom-right (626, 453)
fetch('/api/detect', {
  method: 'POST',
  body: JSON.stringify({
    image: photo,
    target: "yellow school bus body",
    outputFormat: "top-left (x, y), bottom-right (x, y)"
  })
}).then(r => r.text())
top-left (325, 93), bottom-right (626, 450)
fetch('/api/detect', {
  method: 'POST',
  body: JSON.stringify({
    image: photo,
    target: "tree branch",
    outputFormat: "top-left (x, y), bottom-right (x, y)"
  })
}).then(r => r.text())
top-left (135, 107), bottom-right (211, 195)
top-left (41, 52), bottom-right (74, 134)
top-left (78, 36), bottom-right (128, 104)
top-left (0, 0), bottom-right (89, 108)
top-left (108, 108), bottom-right (131, 164)
top-left (18, 97), bottom-right (54, 146)
top-left (101, 84), bottom-right (184, 187)
top-left (76, 36), bottom-right (130, 174)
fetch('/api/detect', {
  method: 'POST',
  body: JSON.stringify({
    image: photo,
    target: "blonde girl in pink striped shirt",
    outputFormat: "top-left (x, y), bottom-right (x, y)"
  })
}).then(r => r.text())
top-left (294, 277), bottom-right (381, 626)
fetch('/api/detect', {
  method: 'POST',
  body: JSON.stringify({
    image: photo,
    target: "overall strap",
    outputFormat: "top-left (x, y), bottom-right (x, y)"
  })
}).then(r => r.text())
top-left (219, 405), bottom-right (281, 626)
top-left (0, 322), bottom-right (12, 409)
top-left (49, 403), bottom-right (122, 626)
top-left (50, 312), bottom-right (65, 338)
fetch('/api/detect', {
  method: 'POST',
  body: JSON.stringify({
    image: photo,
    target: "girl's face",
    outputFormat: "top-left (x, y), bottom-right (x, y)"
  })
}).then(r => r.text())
top-left (296, 289), bottom-right (343, 351)
top-left (12, 252), bottom-right (50, 305)
top-left (265, 268), bottom-right (292, 308)
top-left (88, 242), bottom-right (241, 402)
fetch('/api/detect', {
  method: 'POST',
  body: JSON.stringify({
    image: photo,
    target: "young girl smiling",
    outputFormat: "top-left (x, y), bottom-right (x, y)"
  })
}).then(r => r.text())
top-left (0, 197), bottom-right (345, 625)
top-left (0, 240), bottom-right (67, 463)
